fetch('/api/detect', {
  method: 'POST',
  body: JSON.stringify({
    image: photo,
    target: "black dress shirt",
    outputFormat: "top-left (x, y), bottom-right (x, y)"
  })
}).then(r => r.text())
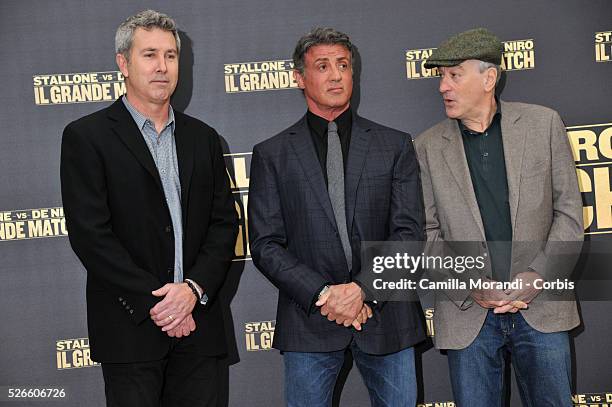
top-left (307, 107), bottom-right (352, 185)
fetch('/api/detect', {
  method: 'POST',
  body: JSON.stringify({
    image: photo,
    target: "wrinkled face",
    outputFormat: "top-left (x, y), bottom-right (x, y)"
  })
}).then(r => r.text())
top-left (294, 44), bottom-right (353, 116)
top-left (438, 60), bottom-right (490, 121)
top-left (116, 27), bottom-right (179, 106)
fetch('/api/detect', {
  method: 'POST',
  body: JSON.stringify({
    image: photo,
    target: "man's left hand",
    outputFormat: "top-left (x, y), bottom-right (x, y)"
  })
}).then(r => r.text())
top-left (351, 303), bottom-right (373, 331)
top-left (150, 283), bottom-right (197, 331)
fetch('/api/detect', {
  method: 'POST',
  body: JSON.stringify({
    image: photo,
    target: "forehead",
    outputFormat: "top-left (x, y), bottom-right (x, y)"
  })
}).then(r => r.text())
top-left (305, 44), bottom-right (351, 62)
top-left (132, 27), bottom-right (177, 50)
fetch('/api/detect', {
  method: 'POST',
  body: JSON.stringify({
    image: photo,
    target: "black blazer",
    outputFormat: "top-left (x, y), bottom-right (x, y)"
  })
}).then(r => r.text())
top-left (248, 114), bottom-right (425, 355)
top-left (60, 99), bottom-right (238, 363)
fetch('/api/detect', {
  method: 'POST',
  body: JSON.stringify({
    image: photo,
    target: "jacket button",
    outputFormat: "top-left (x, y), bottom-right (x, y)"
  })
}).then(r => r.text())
top-left (122, 301), bottom-right (127, 306)
top-left (165, 225), bottom-right (172, 233)
top-left (118, 297), bottom-right (123, 302)
top-left (129, 309), bottom-right (134, 314)
top-left (481, 242), bottom-right (486, 248)
top-left (167, 268), bottom-right (173, 275)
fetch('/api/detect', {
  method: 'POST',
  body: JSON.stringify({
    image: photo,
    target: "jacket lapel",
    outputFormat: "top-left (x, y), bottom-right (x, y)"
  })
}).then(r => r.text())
top-left (173, 113), bottom-right (194, 227)
top-left (441, 119), bottom-right (486, 238)
top-left (500, 101), bottom-right (526, 234)
top-left (108, 99), bottom-right (163, 192)
top-left (345, 115), bottom-right (372, 235)
top-left (287, 116), bottom-right (337, 228)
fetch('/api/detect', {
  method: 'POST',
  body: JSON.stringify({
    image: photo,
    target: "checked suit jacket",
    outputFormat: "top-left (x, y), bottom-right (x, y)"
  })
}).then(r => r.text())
top-left (248, 112), bottom-right (426, 355)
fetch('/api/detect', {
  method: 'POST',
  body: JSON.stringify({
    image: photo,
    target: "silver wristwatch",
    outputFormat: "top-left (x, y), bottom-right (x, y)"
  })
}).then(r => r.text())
top-left (318, 285), bottom-right (331, 300)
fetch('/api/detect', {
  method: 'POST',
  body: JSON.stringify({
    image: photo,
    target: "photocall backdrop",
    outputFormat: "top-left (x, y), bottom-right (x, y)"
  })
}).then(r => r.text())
top-left (1, 1), bottom-right (611, 406)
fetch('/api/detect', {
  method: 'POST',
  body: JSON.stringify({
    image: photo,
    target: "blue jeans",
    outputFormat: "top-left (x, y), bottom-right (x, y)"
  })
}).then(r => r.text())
top-left (447, 310), bottom-right (572, 407)
top-left (283, 342), bottom-right (416, 407)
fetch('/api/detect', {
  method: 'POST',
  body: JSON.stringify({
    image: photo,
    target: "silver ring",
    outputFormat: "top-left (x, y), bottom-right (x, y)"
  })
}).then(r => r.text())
top-left (168, 315), bottom-right (174, 321)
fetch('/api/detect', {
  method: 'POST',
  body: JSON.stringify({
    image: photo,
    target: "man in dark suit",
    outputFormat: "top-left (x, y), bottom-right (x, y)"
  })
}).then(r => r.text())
top-left (60, 10), bottom-right (237, 407)
top-left (248, 28), bottom-right (425, 406)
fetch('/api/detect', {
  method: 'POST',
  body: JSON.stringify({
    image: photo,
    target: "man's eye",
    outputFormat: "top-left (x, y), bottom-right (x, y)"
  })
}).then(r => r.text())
top-left (318, 64), bottom-right (326, 71)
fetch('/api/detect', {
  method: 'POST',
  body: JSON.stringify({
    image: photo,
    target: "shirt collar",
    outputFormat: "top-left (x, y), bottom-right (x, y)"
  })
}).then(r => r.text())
top-left (307, 106), bottom-right (352, 139)
top-left (122, 95), bottom-right (175, 133)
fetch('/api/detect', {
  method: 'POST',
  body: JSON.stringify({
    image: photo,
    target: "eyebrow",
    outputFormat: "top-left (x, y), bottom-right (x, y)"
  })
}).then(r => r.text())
top-left (314, 56), bottom-right (349, 63)
top-left (442, 65), bottom-right (464, 72)
top-left (140, 47), bottom-right (177, 53)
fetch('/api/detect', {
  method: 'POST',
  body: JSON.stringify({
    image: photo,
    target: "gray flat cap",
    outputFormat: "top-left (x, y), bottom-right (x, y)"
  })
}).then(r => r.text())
top-left (424, 28), bottom-right (503, 68)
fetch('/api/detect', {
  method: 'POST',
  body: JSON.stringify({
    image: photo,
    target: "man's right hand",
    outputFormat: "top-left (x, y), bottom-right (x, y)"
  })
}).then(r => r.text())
top-left (316, 282), bottom-right (365, 325)
top-left (166, 313), bottom-right (196, 338)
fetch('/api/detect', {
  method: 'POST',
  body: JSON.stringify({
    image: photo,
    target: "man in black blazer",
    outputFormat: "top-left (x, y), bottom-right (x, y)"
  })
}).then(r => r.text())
top-left (248, 28), bottom-right (425, 406)
top-left (60, 10), bottom-right (237, 407)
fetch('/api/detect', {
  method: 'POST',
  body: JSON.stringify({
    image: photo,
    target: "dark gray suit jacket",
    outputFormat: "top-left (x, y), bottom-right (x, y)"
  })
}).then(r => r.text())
top-left (248, 113), bottom-right (425, 354)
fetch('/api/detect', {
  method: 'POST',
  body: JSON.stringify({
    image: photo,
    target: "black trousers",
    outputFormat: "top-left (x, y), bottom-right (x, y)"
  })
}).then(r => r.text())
top-left (101, 339), bottom-right (220, 407)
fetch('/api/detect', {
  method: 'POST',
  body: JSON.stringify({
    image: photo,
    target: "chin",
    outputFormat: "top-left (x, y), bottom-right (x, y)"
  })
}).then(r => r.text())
top-left (444, 109), bottom-right (459, 119)
top-left (151, 92), bottom-right (170, 102)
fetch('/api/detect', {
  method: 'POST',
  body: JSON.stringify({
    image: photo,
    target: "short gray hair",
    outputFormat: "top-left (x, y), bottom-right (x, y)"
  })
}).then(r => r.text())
top-left (115, 10), bottom-right (180, 60)
top-left (479, 60), bottom-right (501, 84)
top-left (292, 27), bottom-right (355, 75)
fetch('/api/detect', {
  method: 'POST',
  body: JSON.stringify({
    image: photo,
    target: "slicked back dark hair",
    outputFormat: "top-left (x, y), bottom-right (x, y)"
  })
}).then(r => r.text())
top-left (292, 27), bottom-right (354, 75)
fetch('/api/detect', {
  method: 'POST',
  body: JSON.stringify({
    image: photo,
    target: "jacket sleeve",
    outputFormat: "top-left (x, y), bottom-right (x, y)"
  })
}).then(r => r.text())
top-left (183, 131), bottom-right (238, 302)
top-left (248, 144), bottom-right (333, 312)
top-left (415, 134), bottom-right (475, 309)
top-left (388, 134), bottom-right (425, 242)
top-left (528, 110), bottom-right (584, 281)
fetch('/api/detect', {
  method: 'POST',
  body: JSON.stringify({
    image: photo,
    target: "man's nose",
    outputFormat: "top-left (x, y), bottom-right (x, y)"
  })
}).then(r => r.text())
top-left (156, 55), bottom-right (167, 73)
top-left (439, 76), bottom-right (451, 93)
top-left (329, 65), bottom-right (342, 81)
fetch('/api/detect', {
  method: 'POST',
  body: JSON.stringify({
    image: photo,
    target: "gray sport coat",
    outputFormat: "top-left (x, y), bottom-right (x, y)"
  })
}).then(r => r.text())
top-left (415, 101), bottom-right (583, 350)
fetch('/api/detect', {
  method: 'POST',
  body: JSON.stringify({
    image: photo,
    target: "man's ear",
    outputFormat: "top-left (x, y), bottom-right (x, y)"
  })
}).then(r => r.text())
top-left (484, 67), bottom-right (497, 92)
top-left (293, 69), bottom-right (305, 89)
top-left (116, 53), bottom-right (129, 78)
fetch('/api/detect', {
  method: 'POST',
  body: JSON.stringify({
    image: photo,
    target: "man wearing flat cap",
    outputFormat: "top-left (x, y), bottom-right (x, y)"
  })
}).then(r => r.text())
top-left (415, 28), bottom-right (583, 406)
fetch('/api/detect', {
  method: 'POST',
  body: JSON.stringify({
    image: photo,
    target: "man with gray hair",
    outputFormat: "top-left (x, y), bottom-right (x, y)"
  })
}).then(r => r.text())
top-left (415, 28), bottom-right (582, 406)
top-left (249, 27), bottom-right (425, 406)
top-left (60, 10), bottom-right (237, 406)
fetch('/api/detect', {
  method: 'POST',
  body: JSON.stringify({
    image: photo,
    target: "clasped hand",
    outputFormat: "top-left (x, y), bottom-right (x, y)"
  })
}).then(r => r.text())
top-left (315, 282), bottom-right (373, 330)
top-left (472, 272), bottom-right (542, 313)
top-left (149, 283), bottom-right (197, 338)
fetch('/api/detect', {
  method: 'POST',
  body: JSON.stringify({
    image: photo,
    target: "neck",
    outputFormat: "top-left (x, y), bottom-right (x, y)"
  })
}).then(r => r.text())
top-left (461, 96), bottom-right (497, 133)
top-left (308, 103), bottom-right (350, 122)
top-left (125, 93), bottom-right (170, 132)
